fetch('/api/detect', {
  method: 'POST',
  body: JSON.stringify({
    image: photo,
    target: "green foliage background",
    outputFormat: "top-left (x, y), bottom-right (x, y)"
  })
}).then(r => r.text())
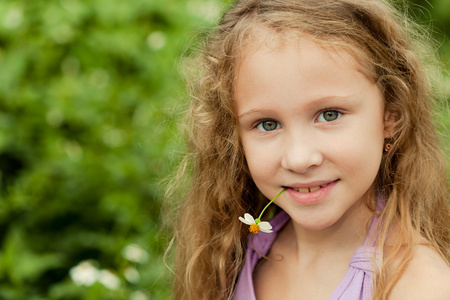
top-left (0, 0), bottom-right (448, 299)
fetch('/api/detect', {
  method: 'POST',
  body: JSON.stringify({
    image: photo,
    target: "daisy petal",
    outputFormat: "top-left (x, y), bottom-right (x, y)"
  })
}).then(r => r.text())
top-left (244, 213), bottom-right (255, 224)
top-left (258, 221), bottom-right (273, 230)
top-left (239, 216), bottom-right (252, 225)
top-left (259, 227), bottom-right (273, 233)
top-left (258, 221), bottom-right (273, 233)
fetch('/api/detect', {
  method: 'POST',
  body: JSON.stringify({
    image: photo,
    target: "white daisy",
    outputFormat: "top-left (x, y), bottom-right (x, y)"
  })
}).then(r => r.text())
top-left (238, 213), bottom-right (273, 234)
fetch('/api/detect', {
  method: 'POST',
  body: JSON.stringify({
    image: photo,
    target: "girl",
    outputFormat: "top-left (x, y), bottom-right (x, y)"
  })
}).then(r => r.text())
top-left (170, 0), bottom-right (450, 299)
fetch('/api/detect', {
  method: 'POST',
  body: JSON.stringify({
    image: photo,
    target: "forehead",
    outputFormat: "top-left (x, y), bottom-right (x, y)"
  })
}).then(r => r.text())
top-left (233, 34), bottom-right (384, 118)
top-left (234, 28), bottom-right (375, 83)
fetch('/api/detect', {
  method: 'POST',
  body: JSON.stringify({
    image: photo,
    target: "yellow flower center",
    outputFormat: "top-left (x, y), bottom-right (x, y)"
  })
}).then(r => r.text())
top-left (249, 224), bottom-right (260, 234)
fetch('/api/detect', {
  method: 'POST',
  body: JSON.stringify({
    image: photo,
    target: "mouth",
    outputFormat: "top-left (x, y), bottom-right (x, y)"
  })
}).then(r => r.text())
top-left (283, 180), bottom-right (338, 205)
top-left (285, 180), bottom-right (338, 193)
top-left (292, 185), bottom-right (326, 193)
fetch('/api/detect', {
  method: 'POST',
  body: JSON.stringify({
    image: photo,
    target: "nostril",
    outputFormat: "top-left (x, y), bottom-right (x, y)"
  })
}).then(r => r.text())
top-left (281, 151), bottom-right (323, 174)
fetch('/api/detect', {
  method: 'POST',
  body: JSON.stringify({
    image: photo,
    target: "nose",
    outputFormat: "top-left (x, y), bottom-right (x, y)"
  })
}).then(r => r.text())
top-left (280, 132), bottom-right (323, 173)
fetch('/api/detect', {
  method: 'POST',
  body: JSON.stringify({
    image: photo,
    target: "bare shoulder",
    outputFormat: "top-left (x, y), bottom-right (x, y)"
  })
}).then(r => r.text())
top-left (389, 245), bottom-right (450, 300)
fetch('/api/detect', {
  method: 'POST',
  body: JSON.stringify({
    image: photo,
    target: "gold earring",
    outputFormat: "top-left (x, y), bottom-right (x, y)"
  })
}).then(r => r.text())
top-left (384, 143), bottom-right (392, 152)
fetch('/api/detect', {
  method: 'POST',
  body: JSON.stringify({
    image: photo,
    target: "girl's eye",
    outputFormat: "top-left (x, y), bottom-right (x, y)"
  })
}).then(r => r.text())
top-left (256, 120), bottom-right (280, 131)
top-left (317, 110), bottom-right (341, 122)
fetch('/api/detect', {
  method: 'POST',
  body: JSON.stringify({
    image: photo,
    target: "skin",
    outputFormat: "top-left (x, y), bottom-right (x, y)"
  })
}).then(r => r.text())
top-left (389, 244), bottom-right (450, 299)
top-left (235, 36), bottom-right (450, 299)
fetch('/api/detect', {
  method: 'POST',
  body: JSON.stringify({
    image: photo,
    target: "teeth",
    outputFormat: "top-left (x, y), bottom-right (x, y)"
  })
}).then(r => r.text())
top-left (309, 186), bottom-right (320, 192)
top-left (293, 184), bottom-right (326, 193)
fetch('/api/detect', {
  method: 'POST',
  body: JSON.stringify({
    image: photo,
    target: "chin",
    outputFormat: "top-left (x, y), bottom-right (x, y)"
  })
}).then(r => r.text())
top-left (291, 214), bottom-right (339, 231)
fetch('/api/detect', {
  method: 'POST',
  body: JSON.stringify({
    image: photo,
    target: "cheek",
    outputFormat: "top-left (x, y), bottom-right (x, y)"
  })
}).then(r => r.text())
top-left (331, 123), bottom-right (384, 176)
top-left (241, 138), bottom-right (257, 172)
top-left (243, 144), bottom-right (264, 174)
top-left (241, 137), bottom-right (278, 180)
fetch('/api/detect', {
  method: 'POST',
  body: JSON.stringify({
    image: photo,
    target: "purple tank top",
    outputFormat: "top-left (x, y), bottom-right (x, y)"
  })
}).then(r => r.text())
top-left (233, 204), bottom-right (382, 300)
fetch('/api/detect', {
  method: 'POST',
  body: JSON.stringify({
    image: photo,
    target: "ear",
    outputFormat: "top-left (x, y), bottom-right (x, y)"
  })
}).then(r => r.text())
top-left (383, 109), bottom-right (395, 138)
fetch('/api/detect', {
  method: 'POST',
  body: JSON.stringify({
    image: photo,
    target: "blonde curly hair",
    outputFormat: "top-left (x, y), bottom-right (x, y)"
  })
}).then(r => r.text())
top-left (170, 0), bottom-right (449, 299)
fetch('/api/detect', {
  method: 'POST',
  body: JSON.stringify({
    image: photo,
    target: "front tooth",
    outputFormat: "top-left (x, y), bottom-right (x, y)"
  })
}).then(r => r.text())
top-left (309, 186), bottom-right (320, 192)
top-left (297, 187), bottom-right (309, 193)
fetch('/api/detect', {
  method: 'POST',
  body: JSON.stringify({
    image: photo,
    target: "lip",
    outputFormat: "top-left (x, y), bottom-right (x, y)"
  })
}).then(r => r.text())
top-left (288, 180), bottom-right (335, 189)
top-left (284, 180), bottom-right (339, 205)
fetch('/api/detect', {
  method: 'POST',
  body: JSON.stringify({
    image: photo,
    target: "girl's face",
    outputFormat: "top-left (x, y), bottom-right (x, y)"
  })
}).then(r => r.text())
top-left (235, 37), bottom-right (392, 231)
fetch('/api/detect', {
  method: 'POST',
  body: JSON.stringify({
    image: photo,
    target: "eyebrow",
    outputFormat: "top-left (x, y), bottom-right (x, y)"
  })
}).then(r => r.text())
top-left (238, 108), bottom-right (275, 119)
top-left (237, 95), bottom-right (353, 119)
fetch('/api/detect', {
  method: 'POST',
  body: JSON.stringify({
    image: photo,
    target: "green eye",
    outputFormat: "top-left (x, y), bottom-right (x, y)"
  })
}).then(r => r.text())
top-left (257, 120), bottom-right (280, 131)
top-left (318, 110), bottom-right (341, 122)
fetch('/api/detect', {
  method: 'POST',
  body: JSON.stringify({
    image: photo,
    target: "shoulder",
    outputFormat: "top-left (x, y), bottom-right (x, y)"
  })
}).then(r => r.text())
top-left (389, 244), bottom-right (450, 300)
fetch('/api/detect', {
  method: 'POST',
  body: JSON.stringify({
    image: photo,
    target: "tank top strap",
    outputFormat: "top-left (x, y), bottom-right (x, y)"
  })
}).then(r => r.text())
top-left (329, 195), bottom-right (385, 300)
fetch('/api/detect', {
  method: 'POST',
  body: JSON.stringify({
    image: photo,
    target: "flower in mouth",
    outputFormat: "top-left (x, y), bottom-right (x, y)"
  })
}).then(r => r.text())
top-left (239, 188), bottom-right (286, 234)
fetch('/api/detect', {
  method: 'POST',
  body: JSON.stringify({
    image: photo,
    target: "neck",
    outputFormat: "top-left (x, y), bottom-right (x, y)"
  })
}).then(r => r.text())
top-left (285, 196), bottom-right (375, 263)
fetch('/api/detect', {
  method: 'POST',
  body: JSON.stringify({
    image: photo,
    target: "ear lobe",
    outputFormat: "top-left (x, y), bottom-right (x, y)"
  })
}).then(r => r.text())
top-left (383, 110), bottom-right (395, 138)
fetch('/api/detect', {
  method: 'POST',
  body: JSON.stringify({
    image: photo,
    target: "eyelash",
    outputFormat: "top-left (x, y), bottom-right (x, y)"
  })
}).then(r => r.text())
top-left (255, 119), bottom-right (281, 132)
top-left (316, 108), bottom-right (343, 123)
top-left (253, 108), bottom-right (343, 132)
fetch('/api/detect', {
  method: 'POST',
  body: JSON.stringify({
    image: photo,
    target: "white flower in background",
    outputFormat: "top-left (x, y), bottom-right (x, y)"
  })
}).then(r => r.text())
top-left (98, 269), bottom-right (120, 290)
top-left (69, 260), bottom-right (99, 286)
top-left (122, 244), bottom-right (149, 264)
top-left (146, 31), bottom-right (166, 50)
top-left (124, 266), bottom-right (140, 284)
top-left (129, 290), bottom-right (149, 300)
top-left (4, 6), bottom-right (23, 29)
top-left (70, 260), bottom-right (121, 289)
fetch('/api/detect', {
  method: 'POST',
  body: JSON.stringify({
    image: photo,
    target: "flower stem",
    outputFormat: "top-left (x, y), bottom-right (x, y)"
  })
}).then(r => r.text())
top-left (256, 187), bottom-right (287, 223)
